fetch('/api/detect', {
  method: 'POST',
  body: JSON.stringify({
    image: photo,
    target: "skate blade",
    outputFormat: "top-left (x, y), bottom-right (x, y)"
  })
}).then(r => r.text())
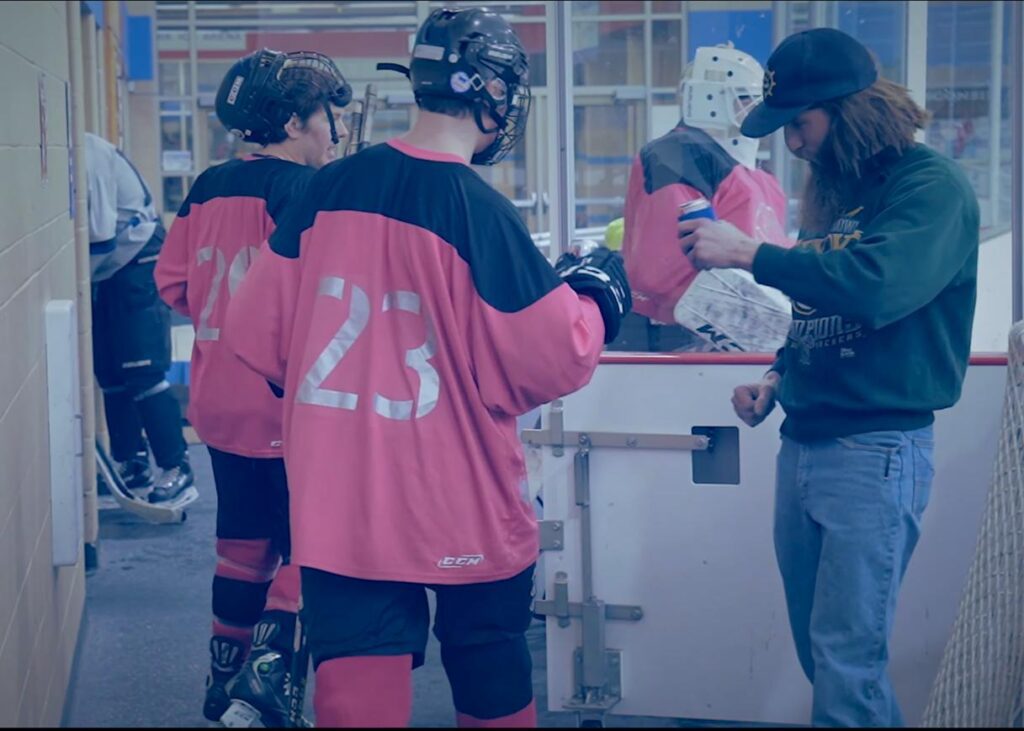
top-left (96, 444), bottom-right (189, 524)
top-left (150, 485), bottom-right (199, 511)
top-left (219, 700), bottom-right (263, 728)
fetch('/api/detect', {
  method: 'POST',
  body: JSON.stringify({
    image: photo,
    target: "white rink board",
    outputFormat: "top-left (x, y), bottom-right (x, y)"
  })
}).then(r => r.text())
top-left (539, 361), bottom-right (1005, 725)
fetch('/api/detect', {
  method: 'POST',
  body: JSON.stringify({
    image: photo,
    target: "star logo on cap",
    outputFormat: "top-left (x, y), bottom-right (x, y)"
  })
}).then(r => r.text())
top-left (763, 68), bottom-right (776, 99)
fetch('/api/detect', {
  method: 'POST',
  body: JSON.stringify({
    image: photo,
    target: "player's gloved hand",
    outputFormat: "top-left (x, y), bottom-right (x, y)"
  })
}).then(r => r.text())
top-left (555, 246), bottom-right (632, 344)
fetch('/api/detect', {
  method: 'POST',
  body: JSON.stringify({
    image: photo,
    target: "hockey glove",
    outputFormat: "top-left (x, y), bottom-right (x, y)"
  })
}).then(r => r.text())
top-left (555, 246), bottom-right (632, 344)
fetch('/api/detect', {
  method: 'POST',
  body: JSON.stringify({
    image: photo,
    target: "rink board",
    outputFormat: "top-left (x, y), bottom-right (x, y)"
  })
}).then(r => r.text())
top-left (537, 357), bottom-right (1006, 725)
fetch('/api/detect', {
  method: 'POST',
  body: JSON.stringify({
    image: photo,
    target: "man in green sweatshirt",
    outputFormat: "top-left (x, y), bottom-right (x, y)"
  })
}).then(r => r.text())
top-left (678, 28), bottom-right (979, 727)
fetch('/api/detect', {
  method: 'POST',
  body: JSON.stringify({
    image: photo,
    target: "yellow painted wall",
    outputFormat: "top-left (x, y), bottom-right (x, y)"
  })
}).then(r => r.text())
top-left (0, 1), bottom-right (86, 725)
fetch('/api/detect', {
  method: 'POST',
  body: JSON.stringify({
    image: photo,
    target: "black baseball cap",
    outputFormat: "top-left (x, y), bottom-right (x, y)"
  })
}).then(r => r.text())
top-left (741, 27), bottom-right (878, 138)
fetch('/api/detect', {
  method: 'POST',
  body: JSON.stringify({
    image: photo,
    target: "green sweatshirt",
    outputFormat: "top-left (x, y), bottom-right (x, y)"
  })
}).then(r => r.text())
top-left (752, 143), bottom-right (979, 441)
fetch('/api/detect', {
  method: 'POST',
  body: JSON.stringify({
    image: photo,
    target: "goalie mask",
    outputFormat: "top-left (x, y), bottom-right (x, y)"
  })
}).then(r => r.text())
top-left (381, 7), bottom-right (531, 166)
top-left (215, 48), bottom-right (352, 147)
top-left (680, 44), bottom-right (764, 169)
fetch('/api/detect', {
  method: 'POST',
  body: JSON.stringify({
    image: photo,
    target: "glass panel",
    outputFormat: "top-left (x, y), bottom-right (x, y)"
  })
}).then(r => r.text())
top-left (173, 2), bottom-right (418, 22)
top-left (687, 3), bottom-right (774, 66)
top-left (428, 1), bottom-right (546, 17)
top-left (573, 102), bottom-right (641, 228)
top-left (204, 110), bottom-right (257, 165)
top-left (652, 1), bottom-right (683, 13)
top-left (771, 1), bottom-right (908, 237)
top-left (782, 1), bottom-right (814, 34)
top-left (197, 61), bottom-right (233, 96)
top-left (368, 105), bottom-right (414, 145)
top-left (606, 2), bottom-right (782, 350)
top-left (516, 21), bottom-right (547, 87)
top-left (833, 1), bottom-right (907, 84)
top-left (159, 103), bottom-right (193, 156)
top-left (573, 1), bottom-right (646, 16)
top-left (156, 30), bottom-right (190, 95)
top-left (154, 2), bottom-right (548, 233)
top-left (652, 20), bottom-right (683, 89)
top-left (161, 175), bottom-right (189, 214)
top-left (998, 14), bottom-right (1011, 230)
top-left (925, 0), bottom-right (1012, 351)
top-left (158, 60), bottom-right (186, 96)
top-left (650, 91), bottom-right (681, 141)
top-left (477, 137), bottom-right (533, 225)
top-left (926, 1), bottom-right (1003, 232)
top-left (573, 21), bottom-right (645, 86)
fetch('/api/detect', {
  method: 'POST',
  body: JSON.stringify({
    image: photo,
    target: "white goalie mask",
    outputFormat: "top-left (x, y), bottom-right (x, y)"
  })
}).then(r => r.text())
top-left (680, 43), bottom-right (764, 169)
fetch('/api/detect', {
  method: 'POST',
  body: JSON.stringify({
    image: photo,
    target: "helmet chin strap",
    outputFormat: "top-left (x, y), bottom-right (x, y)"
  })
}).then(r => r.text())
top-left (325, 102), bottom-right (340, 145)
top-left (470, 103), bottom-right (506, 165)
top-left (472, 103), bottom-right (502, 135)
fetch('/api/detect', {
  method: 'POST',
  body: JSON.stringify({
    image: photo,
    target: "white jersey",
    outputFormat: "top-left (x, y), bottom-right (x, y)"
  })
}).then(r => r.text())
top-left (85, 132), bottom-right (160, 281)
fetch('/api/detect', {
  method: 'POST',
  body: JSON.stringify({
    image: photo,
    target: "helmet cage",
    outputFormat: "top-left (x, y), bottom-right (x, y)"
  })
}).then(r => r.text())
top-left (221, 49), bottom-right (352, 146)
top-left (468, 57), bottom-right (532, 165)
top-left (407, 9), bottom-right (531, 165)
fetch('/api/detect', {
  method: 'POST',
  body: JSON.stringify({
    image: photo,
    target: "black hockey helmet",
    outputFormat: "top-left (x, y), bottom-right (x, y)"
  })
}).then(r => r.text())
top-left (379, 7), bottom-right (531, 165)
top-left (215, 48), bottom-right (352, 146)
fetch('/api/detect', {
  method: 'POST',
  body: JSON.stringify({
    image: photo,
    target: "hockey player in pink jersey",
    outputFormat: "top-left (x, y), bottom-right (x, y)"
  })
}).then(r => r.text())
top-left (223, 8), bottom-right (630, 727)
top-left (154, 48), bottom-right (352, 726)
top-left (621, 44), bottom-right (792, 352)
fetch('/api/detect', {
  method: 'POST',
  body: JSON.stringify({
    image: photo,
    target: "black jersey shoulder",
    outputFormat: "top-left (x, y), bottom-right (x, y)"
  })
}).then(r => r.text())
top-left (269, 143), bottom-right (561, 313)
top-left (639, 124), bottom-right (738, 200)
top-left (178, 157), bottom-right (314, 225)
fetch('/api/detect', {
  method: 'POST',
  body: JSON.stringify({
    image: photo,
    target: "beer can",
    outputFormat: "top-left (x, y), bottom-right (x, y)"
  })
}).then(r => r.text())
top-left (679, 198), bottom-right (718, 222)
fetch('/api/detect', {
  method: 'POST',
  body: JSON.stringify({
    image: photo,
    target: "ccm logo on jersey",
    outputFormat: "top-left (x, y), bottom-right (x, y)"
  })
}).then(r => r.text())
top-left (437, 554), bottom-right (484, 569)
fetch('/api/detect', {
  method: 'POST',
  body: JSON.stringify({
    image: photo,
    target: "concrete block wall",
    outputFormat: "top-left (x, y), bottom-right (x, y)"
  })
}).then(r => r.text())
top-left (0, 2), bottom-right (85, 726)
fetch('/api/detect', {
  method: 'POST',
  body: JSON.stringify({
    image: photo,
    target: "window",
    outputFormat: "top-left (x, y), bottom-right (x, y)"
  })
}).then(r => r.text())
top-left (927, 1), bottom-right (1012, 236)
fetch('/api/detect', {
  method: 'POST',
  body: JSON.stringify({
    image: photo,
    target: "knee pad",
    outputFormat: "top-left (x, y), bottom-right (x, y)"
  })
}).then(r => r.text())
top-left (441, 637), bottom-right (533, 720)
top-left (213, 538), bottom-right (280, 627)
top-left (216, 538), bottom-right (280, 581)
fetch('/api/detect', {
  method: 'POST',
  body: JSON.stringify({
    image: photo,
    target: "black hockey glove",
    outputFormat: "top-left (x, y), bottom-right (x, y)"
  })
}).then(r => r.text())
top-left (555, 246), bottom-right (632, 344)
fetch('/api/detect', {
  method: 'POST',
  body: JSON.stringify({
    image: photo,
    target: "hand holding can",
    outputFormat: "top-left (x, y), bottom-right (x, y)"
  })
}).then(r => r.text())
top-left (678, 198), bottom-right (717, 222)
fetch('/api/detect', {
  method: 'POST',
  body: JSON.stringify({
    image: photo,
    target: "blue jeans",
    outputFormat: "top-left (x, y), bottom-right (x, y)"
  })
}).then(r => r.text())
top-left (774, 426), bottom-right (935, 727)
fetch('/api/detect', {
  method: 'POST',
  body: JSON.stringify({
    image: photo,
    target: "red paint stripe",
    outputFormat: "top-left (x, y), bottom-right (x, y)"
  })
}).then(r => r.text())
top-left (599, 352), bottom-right (1009, 366)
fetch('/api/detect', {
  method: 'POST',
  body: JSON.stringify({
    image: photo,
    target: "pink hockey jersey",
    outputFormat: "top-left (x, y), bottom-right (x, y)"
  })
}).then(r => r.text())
top-left (624, 124), bottom-right (791, 324)
top-left (224, 139), bottom-right (605, 584)
top-left (155, 156), bottom-right (315, 458)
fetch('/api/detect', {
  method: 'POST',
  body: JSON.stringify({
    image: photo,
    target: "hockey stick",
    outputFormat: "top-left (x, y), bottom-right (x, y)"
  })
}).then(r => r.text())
top-left (344, 99), bottom-right (363, 157)
top-left (95, 439), bottom-right (192, 524)
top-left (287, 599), bottom-right (312, 728)
top-left (355, 84), bottom-right (377, 154)
top-left (344, 83), bottom-right (378, 157)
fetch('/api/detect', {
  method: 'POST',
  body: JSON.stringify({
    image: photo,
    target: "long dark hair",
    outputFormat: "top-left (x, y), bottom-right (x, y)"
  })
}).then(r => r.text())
top-left (801, 77), bottom-right (931, 232)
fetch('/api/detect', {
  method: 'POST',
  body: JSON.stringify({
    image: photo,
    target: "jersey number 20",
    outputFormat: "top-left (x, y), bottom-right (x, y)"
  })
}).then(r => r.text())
top-left (195, 245), bottom-right (259, 341)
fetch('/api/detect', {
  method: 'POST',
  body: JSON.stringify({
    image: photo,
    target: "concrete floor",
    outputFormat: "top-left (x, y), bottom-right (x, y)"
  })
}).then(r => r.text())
top-left (62, 445), bottom-right (689, 728)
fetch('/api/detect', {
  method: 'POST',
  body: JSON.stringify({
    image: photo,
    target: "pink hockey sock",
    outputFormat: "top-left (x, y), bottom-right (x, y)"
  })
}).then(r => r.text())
top-left (264, 563), bottom-right (300, 614)
top-left (314, 655), bottom-right (414, 727)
